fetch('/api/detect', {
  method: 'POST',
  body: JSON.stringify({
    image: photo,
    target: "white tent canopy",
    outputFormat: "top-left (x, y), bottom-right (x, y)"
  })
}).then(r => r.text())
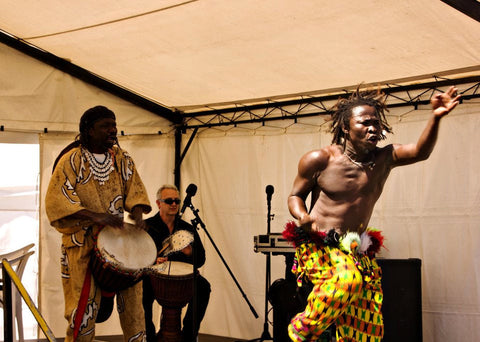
top-left (1, 1), bottom-right (480, 341)
top-left (1, 0), bottom-right (480, 111)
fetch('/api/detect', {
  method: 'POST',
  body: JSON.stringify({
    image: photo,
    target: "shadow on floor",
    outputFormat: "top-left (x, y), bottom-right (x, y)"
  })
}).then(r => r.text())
top-left (30, 333), bottom-right (246, 342)
top-left (91, 334), bottom-right (244, 342)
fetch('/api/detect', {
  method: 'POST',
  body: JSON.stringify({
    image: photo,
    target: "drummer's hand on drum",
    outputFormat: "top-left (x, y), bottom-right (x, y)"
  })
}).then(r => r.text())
top-left (181, 245), bottom-right (193, 256)
top-left (129, 205), bottom-right (147, 230)
top-left (72, 210), bottom-right (124, 228)
top-left (95, 213), bottom-right (124, 228)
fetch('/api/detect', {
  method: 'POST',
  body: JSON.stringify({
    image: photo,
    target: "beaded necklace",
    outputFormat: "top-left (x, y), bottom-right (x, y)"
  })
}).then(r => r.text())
top-left (83, 148), bottom-right (114, 185)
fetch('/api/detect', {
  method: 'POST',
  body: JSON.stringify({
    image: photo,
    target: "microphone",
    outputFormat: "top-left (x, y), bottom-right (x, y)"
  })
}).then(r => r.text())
top-left (179, 183), bottom-right (197, 217)
top-left (265, 185), bottom-right (274, 202)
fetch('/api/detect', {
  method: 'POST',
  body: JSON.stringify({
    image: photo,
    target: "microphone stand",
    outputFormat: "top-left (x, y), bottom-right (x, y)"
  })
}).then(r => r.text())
top-left (187, 202), bottom-right (259, 322)
top-left (190, 221), bottom-right (199, 341)
top-left (249, 192), bottom-right (274, 342)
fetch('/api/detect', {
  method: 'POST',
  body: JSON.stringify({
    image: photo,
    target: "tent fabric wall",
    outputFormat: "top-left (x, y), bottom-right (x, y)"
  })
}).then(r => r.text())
top-left (39, 133), bottom-right (175, 337)
top-left (179, 131), bottom-right (327, 337)
top-left (370, 104), bottom-right (480, 341)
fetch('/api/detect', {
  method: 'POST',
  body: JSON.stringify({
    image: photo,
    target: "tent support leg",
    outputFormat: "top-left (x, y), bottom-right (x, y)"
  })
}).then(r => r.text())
top-left (174, 126), bottom-right (199, 189)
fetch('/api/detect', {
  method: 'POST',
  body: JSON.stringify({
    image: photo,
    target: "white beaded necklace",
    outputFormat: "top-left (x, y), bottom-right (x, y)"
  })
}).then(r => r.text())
top-left (83, 148), bottom-right (114, 185)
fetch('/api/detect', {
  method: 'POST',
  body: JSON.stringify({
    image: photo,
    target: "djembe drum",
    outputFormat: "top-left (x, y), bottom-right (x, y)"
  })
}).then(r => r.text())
top-left (90, 223), bottom-right (157, 292)
top-left (148, 229), bottom-right (195, 341)
top-left (149, 261), bottom-right (195, 342)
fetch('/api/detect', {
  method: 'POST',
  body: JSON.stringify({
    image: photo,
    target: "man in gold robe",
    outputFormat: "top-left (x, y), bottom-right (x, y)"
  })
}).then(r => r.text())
top-left (46, 106), bottom-right (151, 342)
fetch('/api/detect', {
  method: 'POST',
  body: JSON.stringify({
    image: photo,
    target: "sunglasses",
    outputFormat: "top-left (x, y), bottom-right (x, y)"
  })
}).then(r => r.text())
top-left (160, 198), bottom-right (181, 205)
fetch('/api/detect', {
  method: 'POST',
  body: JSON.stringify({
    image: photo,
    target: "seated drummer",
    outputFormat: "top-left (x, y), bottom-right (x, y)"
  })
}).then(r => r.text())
top-left (143, 184), bottom-right (211, 342)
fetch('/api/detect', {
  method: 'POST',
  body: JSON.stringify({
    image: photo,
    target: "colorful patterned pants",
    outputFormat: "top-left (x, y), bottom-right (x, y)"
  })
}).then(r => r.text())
top-left (288, 243), bottom-right (383, 342)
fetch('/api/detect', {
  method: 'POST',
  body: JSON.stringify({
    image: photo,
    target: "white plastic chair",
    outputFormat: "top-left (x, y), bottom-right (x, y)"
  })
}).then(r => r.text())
top-left (0, 243), bottom-right (35, 342)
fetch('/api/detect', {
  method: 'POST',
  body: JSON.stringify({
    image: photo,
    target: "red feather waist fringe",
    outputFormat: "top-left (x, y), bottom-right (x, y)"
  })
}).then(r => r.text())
top-left (282, 221), bottom-right (385, 255)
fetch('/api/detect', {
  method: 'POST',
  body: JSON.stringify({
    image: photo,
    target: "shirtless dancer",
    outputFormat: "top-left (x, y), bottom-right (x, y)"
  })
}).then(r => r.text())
top-left (285, 86), bottom-right (460, 341)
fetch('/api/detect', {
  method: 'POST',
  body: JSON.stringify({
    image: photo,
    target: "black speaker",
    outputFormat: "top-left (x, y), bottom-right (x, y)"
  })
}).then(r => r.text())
top-left (269, 258), bottom-right (422, 342)
top-left (269, 278), bottom-right (333, 342)
top-left (377, 258), bottom-right (422, 342)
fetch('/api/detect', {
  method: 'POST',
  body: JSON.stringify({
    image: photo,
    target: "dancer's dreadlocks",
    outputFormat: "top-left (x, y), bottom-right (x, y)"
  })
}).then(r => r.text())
top-left (331, 87), bottom-right (392, 146)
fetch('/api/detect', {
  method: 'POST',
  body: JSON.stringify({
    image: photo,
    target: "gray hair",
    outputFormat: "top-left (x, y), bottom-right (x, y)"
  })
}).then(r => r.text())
top-left (156, 184), bottom-right (179, 200)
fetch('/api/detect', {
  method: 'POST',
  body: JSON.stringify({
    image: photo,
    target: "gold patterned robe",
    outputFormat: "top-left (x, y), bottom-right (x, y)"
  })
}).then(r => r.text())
top-left (46, 145), bottom-right (151, 342)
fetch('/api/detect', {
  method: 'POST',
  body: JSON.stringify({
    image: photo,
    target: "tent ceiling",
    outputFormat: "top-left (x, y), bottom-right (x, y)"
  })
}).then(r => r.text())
top-left (1, 0), bottom-right (480, 120)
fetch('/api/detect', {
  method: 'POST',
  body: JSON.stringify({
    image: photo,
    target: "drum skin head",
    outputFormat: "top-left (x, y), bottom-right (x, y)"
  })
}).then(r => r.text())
top-left (97, 223), bottom-right (157, 270)
top-left (151, 261), bottom-right (193, 276)
top-left (149, 261), bottom-right (194, 308)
